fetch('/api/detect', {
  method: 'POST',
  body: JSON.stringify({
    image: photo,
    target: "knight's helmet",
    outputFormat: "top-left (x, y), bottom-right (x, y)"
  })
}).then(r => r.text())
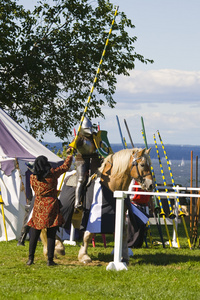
top-left (80, 116), bottom-right (93, 137)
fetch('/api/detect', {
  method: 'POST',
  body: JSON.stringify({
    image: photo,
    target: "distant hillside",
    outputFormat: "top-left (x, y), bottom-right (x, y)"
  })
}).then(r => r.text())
top-left (42, 142), bottom-right (200, 161)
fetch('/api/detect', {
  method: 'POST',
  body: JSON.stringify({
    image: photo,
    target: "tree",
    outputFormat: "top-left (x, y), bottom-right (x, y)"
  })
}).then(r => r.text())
top-left (0, 0), bottom-right (153, 141)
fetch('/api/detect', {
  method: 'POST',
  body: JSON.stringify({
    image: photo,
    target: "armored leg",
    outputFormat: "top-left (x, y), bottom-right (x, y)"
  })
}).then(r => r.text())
top-left (74, 159), bottom-right (89, 210)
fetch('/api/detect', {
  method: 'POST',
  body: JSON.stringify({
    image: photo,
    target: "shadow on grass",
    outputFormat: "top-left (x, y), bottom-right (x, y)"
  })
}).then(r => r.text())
top-left (131, 251), bottom-right (200, 266)
top-left (86, 244), bottom-right (200, 267)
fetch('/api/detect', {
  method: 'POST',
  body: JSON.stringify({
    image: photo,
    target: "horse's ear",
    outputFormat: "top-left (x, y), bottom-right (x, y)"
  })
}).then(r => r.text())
top-left (136, 148), bottom-right (146, 156)
top-left (146, 147), bottom-right (152, 155)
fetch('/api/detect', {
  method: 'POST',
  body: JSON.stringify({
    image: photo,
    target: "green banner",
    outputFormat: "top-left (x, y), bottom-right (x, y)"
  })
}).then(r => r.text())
top-left (93, 130), bottom-right (113, 157)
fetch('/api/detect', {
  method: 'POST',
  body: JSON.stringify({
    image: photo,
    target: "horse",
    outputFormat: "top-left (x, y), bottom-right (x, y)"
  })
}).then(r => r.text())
top-left (41, 147), bottom-right (153, 264)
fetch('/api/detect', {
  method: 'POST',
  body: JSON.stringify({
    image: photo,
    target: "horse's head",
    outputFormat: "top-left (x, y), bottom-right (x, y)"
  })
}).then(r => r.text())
top-left (98, 148), bottom-right (153, 192)
top-left (129, 148), bottom-right (153, 191)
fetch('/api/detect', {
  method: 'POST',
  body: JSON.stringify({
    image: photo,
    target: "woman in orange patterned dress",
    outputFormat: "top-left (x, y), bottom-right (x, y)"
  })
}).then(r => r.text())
top-left (26, 154), bottom-right (72, 266)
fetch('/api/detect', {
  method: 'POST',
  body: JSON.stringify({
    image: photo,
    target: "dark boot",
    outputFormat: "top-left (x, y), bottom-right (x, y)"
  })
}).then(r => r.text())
top-left (26, 252), bottom-right (34, 266)
top-left (26, 228), bottom-right (40, 266)
top-left (47, 260), bottom-right (57, 266)
top-left (26, 259), bottom-right (34, 266)
top-left (47, 227), bottom-right (57, 266)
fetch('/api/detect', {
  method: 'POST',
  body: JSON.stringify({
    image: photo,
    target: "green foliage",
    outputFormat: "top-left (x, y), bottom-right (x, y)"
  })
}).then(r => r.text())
top-left (0, 0), bottom-right (153, 141)
top-left (56, 145), bottom-right (69, 159)
top-left (0, 223), bottom-right (200, 299)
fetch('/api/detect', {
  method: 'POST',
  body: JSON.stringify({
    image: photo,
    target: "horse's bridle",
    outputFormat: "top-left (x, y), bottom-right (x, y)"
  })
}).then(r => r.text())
top-left (100, 152), bottom-right (151, 184)
top-left (130, 154), bottom-right (151, 184)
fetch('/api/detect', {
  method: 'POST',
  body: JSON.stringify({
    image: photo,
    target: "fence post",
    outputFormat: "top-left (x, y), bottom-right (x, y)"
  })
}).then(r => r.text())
top-left (63, 224), bottom-right (76, 246)
top-left (172, 187), bottom-right (179, 247)
top-left (106, 191), bottom-right (128, 271)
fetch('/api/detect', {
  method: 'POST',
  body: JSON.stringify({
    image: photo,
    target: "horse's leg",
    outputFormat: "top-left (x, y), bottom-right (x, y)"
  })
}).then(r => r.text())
top-left (40, 229), bottom-right (48, 257)
top-left (122, 212), bottom-right (129, 264)
top-left (40, 229), bottom-right (65, 258)
top-left (54, 234), bottom-right (65, 256)
top-left (78, 230), bottom-right (93, 263)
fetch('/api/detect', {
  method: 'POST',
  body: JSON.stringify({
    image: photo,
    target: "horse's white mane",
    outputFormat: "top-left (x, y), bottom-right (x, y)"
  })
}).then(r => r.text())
top-left (98, 148), bottom-right (143, 178)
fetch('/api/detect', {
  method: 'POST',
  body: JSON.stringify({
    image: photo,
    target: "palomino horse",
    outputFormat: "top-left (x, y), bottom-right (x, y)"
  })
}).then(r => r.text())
top-left (77, 147), bottom-right (153, 264)
top-left (41, 148), bottom-right (153, 263)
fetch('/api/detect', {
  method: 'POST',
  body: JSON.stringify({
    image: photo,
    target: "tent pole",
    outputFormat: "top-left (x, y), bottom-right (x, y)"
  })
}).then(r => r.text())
top-left (0, 187), bottom-right (8, 241)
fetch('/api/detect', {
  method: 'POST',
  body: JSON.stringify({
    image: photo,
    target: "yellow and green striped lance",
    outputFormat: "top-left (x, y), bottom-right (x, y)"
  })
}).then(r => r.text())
top-left (141, 129), bottom-right (172, 247)
top-left (69, 6), bottom-right (119, 153)
top-left (59, 6), bottom-right (119, 191)
top-left (157, 130), bottom-right (191, 249)
top-left (153, 133), bottom-right (180, 248)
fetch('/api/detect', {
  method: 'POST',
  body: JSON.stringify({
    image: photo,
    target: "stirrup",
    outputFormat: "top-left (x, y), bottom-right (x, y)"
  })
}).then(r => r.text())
top-left (74, 203), bottom-right (83, 212)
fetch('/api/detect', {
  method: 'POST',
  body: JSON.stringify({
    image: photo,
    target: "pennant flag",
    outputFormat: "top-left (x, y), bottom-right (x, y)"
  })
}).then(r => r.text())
top-left (93, 130), bottom-right (113, 157)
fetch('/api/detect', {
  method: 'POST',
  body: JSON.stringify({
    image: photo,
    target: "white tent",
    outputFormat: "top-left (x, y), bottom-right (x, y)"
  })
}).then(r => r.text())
top-left (0, 108), bottom-right (63, 241)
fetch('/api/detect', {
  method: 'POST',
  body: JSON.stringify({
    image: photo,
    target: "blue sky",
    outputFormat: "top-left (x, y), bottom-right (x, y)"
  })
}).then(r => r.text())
top-left (96, 0), bottom-right (200, 146)
top-left (19, 0), bottom-right (200, 146)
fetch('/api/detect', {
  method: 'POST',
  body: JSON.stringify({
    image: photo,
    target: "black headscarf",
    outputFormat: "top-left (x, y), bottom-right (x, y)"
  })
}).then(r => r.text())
top-left (33, 155), bottom-right (51, 181)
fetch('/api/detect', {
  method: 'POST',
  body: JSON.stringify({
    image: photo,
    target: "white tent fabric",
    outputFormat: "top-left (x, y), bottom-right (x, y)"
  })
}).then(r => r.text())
top-left (0, 108), bottom-right (62, 162)
top-left (0, 108), bottom-right (63, 241)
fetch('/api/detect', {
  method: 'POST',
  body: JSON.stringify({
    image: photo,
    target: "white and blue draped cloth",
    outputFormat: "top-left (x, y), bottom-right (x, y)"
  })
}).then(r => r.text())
top-left (60, 176), bottom-right (149, 234)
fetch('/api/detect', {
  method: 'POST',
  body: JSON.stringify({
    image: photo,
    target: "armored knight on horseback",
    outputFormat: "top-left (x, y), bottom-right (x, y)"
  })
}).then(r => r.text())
top-left (74, 117), bottom-right (102, 212)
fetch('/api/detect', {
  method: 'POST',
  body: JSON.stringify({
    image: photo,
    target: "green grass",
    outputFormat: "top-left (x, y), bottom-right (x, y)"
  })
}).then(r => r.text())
top-left (0, 223), bottom-right (200, 300)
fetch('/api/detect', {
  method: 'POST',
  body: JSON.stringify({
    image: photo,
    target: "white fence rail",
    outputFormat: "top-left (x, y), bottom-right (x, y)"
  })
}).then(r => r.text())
top-left (106, 187), bottom-right (200, 271)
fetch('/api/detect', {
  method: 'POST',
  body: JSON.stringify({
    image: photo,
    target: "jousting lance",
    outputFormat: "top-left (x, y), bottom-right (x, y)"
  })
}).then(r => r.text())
top-left (58, 7), bottom-right (119, 193)
top-left (153, 133), bottom-right (180, 248)
top-left (157, 130), bottom-right (192, 249)
top-left (191, 192), bottom-right (200, 247)
top-left (116, 115), bottom-right (126, 149)
top-left (141, 130), bottom-right (169, 248)
top-left (58, 6), bottom-right (119, 191)
top-left (69, 6), bottom-right (119, 153)
top-left (124, 119), bottom-right (134, 148)
top-left (141, 116), bottom-right (166, 248)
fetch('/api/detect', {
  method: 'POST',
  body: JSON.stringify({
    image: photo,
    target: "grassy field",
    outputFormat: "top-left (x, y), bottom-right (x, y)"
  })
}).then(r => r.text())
top-left (0, 223), bottom-right (200, 300)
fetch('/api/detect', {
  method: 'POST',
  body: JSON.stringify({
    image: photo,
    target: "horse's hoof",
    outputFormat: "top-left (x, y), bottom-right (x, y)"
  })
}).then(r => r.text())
top-left (83, 258), bottom-right (92, 264)
top-left (78, 254), bottom-right (92, 264)
top-left (54, 249), bottom-right (65, 256)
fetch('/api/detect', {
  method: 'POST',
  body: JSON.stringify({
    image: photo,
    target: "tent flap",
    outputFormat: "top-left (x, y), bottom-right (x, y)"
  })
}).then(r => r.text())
top-left (0, 120), bottom-right (35, 159)
top-left (0, 160), bottom-right (15, 176)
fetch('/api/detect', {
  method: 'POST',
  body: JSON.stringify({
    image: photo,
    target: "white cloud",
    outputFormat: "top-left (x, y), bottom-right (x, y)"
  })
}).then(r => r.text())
top-left (94, 69), bottom-right (200, 145)
top-left (44, 69), bottom-right (200, 146)
top-left (116, 69), bottom-right (200, 101)
top-left (95, 106), bottom-right (200, 145)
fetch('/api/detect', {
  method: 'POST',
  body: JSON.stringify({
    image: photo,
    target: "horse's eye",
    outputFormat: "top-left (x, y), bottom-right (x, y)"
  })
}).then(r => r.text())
top-left (140, 163), bottom-right (145, 168)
